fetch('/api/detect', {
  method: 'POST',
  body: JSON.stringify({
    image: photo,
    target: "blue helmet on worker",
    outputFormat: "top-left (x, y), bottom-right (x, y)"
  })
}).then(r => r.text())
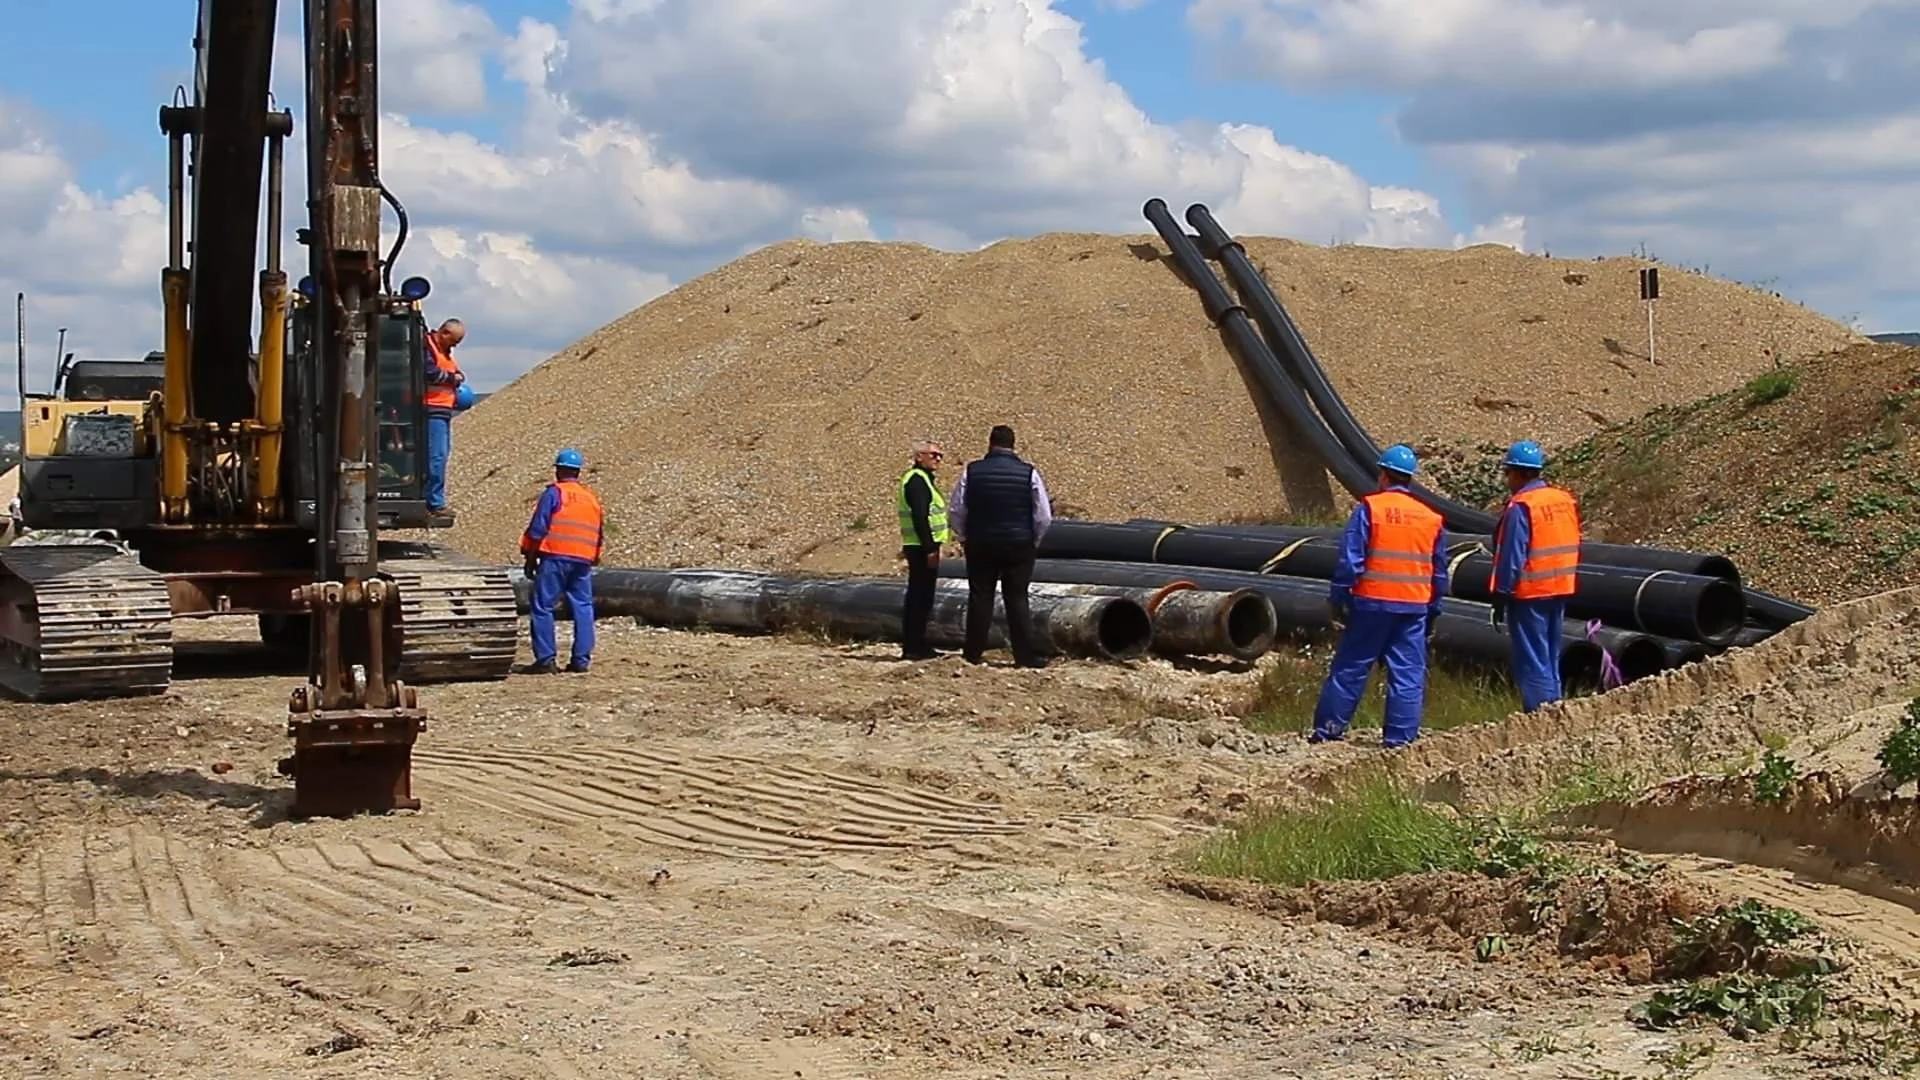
top-left (454, 384), bottom-right (476, 411)
top-left (1502, 440), bottom-right (1546, 471)
top-left (1376, 444), bottom-right (1418, 478)
top-left (554, 448), bottom-right (584, 471)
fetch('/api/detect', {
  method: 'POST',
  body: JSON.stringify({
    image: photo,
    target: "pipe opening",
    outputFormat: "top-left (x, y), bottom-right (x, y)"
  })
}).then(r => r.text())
top-left (1095, 599), bottom-right (1154, 660)
top-left (1693, 580), bottom-right (1747, 647)
top-left (1695, 555), bottom-right (1740, 584)
top-left (1559, 641), bottom-right (1604, 697)
top-left (1223, 594), bottom-right (1278, 657)
top-left (1614, 636), bottom-right (1668, 683)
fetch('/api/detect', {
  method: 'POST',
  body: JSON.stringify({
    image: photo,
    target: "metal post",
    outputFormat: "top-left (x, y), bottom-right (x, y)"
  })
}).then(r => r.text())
top-left (1647, 300), bottom-right (1657, 365)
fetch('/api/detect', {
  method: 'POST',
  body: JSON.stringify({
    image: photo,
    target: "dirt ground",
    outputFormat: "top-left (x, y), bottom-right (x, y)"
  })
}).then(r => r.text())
top-left (5, 590), bottom-right (1920, 1078)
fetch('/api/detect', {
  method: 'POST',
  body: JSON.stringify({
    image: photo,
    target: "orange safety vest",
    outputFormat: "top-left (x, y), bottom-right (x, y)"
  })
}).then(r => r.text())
top-left (1493, 485), bottom-right (1581, 599)
top-left (521, 480), bottom-right (604, 563)
top-left (1352, 490), bottom-right (1443, 605)
top-left (424, 332), bottom-right (462, 410)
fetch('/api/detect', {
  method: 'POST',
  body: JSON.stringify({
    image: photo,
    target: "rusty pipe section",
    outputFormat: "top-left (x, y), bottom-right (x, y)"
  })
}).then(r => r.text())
top-left (1024, 581), bottom-right (1278, 662)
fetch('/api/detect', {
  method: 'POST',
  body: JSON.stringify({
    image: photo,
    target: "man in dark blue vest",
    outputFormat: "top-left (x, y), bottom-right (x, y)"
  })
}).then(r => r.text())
top-left (947, 424), bottom-right (1054, 668)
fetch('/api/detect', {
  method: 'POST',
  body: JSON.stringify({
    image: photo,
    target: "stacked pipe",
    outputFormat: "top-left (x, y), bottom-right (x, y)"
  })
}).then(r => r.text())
top-left (986, 198), bottom-right (1819, 687)
top-left (1174, 200), bottom-right (1817, 638)
top-left (504, 567), bottom-right (1282, 663)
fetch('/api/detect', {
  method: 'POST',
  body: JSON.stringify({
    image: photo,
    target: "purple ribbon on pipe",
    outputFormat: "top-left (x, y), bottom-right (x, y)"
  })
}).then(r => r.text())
top-left (1584, 619), bottom-right (1626, 690)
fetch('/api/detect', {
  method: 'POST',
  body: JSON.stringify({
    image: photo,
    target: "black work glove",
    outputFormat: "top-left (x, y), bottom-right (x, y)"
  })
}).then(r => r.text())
top-left (1327, 600), bottom-right (1348, 630)
top-left (1425, 614), bottom-right (1439, 643)
top-left (1489, 595), bottom-right (1509, 631)
top-left (522, 554), bottom-right (539, 577)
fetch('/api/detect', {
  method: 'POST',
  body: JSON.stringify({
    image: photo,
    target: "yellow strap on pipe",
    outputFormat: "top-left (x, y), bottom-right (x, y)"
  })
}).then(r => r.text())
top-left (1258, 536), bottom-right (1314, 574)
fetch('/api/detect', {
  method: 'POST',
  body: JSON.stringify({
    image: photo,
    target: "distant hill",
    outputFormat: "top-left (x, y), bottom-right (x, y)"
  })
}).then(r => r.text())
top-left (1870, 332), bottom-right (1920, 347)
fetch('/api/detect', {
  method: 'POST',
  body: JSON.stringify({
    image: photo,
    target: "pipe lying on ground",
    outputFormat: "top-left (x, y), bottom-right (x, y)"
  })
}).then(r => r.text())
top-left (512, 566), bottom-right (1154, 661)
top-left (939, 557), bottom-right (1652, 691)
top-left (1036, 519), bottom-right (1746, 647)
top-left (1141, 199), bottom-right (1384, 500)
top-left (1185, 202), bottom-right (1499, 534)
top-left (1024, 581), bottom-right (1277, 662)
top-left (1121, 518), bottom-right (1743, 586)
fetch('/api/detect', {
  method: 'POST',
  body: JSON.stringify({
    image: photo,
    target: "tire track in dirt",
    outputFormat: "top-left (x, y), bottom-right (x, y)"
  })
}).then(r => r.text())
top-left (16, 826), bottom-right (355, 1070)
top-left (414, 743), bottom-right (1035, 865)
top-left (684, 1029), bottom-right (871, 1079)
top-left (13, 826), bottom-right (629, 1075)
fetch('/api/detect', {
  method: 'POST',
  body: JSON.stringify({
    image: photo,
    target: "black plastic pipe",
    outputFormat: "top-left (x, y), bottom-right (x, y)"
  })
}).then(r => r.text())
top-left (1037, 519), bottom-right (1746, 646)
top-left (1183, 204), bottom-right (1802, 618)
top-left (1142, 199), bottom-right (1382, 499)
top-left (1122, 518), bottom-right (1742, 585)
top-left (939, 557), bottom-right (1651, 691)
top-left (1185, 202), bottom-right (1500, 534)
top-left (514, 567), bottom-right (1154, 661)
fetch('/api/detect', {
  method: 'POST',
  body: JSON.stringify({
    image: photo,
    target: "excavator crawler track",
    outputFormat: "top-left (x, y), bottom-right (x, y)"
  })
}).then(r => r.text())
top-left (379, 540), bottom-right (519, 684)
top-left (0, 544), bottom-right (174, 702)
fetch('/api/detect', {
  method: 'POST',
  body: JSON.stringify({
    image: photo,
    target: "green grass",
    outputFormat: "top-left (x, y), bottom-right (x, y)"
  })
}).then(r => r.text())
top-left (1241, 649), bottom-right (1520, 737)
top-left (1192, 774), bottom-right (1480, 886)
top-left (1744, 367), bottom-right (1799, 407)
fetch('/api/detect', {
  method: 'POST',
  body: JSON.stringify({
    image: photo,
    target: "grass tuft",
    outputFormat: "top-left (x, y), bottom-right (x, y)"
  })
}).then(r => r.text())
top-left (1193, 773), bottom-right (1480, 886)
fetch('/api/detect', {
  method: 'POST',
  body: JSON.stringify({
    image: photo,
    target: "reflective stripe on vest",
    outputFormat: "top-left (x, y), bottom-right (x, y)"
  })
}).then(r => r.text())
top-left (424, 333), bottom-right (460, 409)
top-left (1352, 490), bottom-right (1443, 604)
top-left (1496, 485), bottom-right (1580, 600)
top-left (525, 481), bottom-right (603, 561)
top-left (895, 467), bottom-right (950, 545)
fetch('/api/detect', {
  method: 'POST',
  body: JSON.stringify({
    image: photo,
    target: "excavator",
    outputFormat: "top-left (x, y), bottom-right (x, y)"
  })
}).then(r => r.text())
top-left (4, 0), bottom-right (510, 814)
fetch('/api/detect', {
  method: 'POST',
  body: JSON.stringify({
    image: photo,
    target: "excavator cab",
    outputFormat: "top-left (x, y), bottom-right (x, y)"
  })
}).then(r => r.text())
top-left (14, 350), bottom-right (164, 534)
top-left (286, 274), bottom-right (448, 531)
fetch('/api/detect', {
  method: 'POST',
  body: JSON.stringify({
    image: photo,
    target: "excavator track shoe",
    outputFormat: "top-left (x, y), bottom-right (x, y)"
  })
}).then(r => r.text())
top-left (0, 545), bottom-right (175, 702)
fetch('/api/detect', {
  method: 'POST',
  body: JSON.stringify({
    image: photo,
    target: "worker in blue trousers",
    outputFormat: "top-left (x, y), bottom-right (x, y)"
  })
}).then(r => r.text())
top-left (1309, 444), bottom-right (1449, 748)
top-left (1488, 439), bottom-right (1582, 710)
top-left (518, 448), bottom-right (605, 675)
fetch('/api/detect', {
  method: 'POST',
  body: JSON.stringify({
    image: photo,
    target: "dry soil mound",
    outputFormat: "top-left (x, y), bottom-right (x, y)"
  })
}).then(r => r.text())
top-left (442, 233), bottom-right (1859, 573)
top-left (1549, 343), bottom-right (1920, 606)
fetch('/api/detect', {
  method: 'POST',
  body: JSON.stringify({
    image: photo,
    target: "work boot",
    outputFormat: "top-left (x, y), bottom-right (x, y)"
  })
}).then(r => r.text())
top-left (517, 659), bottom-right (558, 675)
top-left (900, 647), bottom-right (941, 661)
top-left (565, 660), bottom-right (591, 673)
top-left (426, 507), bottom-right (457, 525)
top-left (1014, 657), bottom-right (1048, 670)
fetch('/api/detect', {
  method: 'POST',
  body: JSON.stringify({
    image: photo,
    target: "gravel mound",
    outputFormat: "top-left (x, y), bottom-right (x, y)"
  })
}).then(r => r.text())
top-left (440, 232), bottom-right (1860, 573)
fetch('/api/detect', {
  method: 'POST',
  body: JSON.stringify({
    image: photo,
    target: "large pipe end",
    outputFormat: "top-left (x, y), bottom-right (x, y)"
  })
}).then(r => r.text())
top-left (1559, 640), bottom-right (1605, 696)
top-left (1093, 597), bottom-right (1154, 660)
top-left (1693, 579), bottom-right (1747, 647)
top-left (1613, 635), bottom-right (1668, 684)
top-left (1220, 589), bottom-right (1278, 661)
top-left (1143, 198), bottom-right (1170, 217)
top-left (1699, 555), bottom-right (1741, 585)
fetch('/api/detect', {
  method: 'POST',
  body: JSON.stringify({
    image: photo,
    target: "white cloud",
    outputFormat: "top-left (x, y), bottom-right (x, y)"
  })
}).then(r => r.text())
top-left (544, 0), bottom-right (1481, 247)
top-left (1190, 0), bottom-right (1920, 329)
top-left (3, 0), bottom-right (1526, 402)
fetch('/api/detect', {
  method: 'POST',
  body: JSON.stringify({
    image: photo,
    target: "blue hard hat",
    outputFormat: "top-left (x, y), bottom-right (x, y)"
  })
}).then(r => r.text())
top-left (1502, 440), bottom-right (1546, 470)
top-left (554, 448), bottom-right (584, 470)
top-left (1376, 443), bottom-right (1418, 476)
top-left (454, 384), bottom-right (476, 411)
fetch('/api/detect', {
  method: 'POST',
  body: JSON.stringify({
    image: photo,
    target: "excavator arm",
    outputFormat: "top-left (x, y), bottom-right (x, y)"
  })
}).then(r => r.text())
top-left (281, 0), bottom-right (430, 817)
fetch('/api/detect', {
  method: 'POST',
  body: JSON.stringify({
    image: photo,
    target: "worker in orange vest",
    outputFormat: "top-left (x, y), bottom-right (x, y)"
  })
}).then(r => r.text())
top-left (422, 318), bottom-right (466, 521)
top-left (1489, 440), bottom-right (1581, 710)
top-left (518, 448), bottom-right (604, 674)
top-left (1310, 444), bottom-right (1448, 748)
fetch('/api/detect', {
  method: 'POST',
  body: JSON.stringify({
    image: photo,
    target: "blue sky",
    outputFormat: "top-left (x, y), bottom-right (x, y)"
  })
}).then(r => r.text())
top-left (1, 0), bottom-right (1913, 393)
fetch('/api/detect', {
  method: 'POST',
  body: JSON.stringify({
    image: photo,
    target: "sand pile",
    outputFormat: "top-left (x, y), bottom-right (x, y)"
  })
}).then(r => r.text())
top-left (1553, 343), bottom-right (1920, 605)
top-left (441, 232), bottom-right (1860, 574)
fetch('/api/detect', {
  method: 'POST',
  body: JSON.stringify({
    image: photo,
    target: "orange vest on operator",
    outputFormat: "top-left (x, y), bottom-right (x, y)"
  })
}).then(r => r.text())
top-left (424, 331), bottom-right (463, 410)
top-left (1352, 490), bottom-right (1444, 605)
top-left (520, 480), bottom-right (605, 563)
top-left (1492, 484), bottom-right (1581, 599)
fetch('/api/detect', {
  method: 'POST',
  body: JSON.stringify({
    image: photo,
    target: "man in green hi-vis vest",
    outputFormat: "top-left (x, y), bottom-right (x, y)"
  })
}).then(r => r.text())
top-left (896, 438), bottom-right (950, 660)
